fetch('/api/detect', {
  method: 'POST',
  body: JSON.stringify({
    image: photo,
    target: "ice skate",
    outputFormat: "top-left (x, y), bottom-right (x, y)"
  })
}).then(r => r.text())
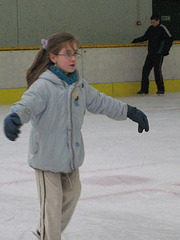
top-left (32, 229), bottom-right (40, 239)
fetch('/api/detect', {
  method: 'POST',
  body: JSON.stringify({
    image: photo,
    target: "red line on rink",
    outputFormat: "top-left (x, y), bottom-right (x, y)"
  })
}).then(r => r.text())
top-left (80, 188), bottom-right (180, 201)
top-left (81, 163), bottom-right (158, 174)
top-left (0, 178), bottom-right (34, 185)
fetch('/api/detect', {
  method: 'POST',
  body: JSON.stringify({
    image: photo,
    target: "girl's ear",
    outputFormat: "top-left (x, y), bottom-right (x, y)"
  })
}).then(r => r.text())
top-left (49, 53), bottom-right (57, 64)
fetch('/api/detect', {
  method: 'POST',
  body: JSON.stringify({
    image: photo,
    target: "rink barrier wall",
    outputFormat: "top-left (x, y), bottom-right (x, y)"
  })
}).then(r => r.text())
top-left (0, 79), bottom-right (180, 105)
top-left (0, 42), bottom-right (180, 104)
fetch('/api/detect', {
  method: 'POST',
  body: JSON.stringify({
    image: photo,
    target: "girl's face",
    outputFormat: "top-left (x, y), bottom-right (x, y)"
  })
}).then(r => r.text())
top-left (50, 41), bottom-right (79, 73)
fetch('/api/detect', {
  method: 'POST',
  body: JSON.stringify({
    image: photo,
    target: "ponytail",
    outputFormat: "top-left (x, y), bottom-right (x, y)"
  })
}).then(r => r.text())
top-left (26, 47), bottom-right (52, 88)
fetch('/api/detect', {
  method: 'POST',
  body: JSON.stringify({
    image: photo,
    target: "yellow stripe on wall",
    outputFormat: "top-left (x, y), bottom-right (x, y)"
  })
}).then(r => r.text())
top-left (91, 79), bottom-right (180, 97)
top-left (0, 88), bottom-right (26, 105)
top-left (0, 41), bottom-right (179, 51)
top-left (0, 79), bottom-right (180, 104)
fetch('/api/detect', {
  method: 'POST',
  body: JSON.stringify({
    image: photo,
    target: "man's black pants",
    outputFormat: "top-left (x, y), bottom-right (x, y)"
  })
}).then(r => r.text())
top-left (141, 54), bottom-right (165, 93)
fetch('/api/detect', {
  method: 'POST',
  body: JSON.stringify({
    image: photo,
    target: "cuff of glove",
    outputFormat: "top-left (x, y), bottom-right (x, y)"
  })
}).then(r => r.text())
top-left (127, 105), bottom-right (136, 119)
top-left (10, 112), bottom-right (22, 125)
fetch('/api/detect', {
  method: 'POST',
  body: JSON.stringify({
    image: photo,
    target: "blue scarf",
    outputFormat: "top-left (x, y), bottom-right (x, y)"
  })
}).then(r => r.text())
top-left (49, 65), bottom-right (78, 85)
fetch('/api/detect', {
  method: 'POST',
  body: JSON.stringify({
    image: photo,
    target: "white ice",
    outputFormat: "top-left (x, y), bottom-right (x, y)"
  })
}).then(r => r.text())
top-left (0, 92), bottom-right (180, 240)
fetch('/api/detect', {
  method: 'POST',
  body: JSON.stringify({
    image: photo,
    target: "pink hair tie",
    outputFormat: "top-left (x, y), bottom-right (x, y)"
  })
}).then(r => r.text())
top-left (41, 39), bottom-right (48, 49)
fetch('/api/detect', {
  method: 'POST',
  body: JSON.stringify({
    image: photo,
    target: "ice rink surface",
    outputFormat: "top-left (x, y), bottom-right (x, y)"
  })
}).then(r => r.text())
top-left (0, 92), bottom-right (180, 240)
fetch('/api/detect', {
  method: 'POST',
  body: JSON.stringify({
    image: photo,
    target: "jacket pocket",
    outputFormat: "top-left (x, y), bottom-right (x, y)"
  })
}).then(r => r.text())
top-left (29, 129), bottom-right (39, 155)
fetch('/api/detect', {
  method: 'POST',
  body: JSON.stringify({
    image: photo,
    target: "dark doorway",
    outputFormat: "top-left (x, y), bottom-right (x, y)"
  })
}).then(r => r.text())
top-left (153, 0), bottom-right (180, 40)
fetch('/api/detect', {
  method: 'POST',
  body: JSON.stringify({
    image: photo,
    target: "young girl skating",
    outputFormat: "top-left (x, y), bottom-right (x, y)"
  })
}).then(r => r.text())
top-left (4, 32), bottom-right (149, 240)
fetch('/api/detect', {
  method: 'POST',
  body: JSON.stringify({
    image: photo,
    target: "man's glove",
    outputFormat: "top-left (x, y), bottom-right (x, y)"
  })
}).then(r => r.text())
top-left (127, 105), bottom-right (149, 133)
top-left (4, 113), bottom-right (22, 141)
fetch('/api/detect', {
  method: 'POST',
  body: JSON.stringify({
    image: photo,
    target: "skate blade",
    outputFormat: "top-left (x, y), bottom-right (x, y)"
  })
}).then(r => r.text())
top-left (156, 94), bottom-right (164, 96)
top-left (32, 231), bottom-right (40, 239)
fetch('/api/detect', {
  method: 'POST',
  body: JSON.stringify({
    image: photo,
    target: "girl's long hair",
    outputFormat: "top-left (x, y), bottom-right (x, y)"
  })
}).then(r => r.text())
top-left (26, 32), bottom-right (79, 88)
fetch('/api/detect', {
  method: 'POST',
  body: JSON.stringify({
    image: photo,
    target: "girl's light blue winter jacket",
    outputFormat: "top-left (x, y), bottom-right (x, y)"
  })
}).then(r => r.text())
top-left (11, 70), bottom-right (128, 173)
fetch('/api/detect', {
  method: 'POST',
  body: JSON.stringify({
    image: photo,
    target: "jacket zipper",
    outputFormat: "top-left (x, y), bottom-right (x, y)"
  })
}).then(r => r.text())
top-left (70, 82), bottom-right (79, 170)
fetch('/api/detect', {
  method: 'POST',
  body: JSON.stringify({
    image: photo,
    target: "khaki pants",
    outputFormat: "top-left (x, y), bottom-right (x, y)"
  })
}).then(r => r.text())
top-left (35, 169), bottom-right (81, 240)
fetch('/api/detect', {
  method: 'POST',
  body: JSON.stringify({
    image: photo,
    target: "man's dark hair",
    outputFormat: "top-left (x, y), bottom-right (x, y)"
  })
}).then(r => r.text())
top-left (150, 15), bottom-right (160, 21)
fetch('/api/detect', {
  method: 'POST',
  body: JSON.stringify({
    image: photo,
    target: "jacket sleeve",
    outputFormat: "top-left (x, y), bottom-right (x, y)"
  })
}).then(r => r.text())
top-left (84, 81), bottom-right (128, 121)
top-left (158, 25), bottom-right (173, 56)
top-left (10, 80), bottom-right (47, 124)
top-left (131, 27), bottom-right (150, 43)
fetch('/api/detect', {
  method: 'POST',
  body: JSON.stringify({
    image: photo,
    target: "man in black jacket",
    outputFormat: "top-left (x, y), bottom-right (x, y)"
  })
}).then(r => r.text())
top-left (132, 15), bottom-right (173, 95)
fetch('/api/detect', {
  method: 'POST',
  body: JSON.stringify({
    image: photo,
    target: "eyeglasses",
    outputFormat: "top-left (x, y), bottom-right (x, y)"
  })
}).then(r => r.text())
top-left (57, 52), bottom-right (81, 59)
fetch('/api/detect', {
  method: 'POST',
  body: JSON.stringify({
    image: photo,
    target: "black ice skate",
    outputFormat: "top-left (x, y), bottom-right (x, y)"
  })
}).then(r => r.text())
top-left (32, 229), bottom-right (40, 239)
top-left (156, 90), bottom-right (164, 95)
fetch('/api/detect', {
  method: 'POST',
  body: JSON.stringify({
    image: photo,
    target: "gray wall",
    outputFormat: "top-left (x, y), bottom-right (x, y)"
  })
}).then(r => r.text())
top-left (0, 0), bottom-right (152, 47)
